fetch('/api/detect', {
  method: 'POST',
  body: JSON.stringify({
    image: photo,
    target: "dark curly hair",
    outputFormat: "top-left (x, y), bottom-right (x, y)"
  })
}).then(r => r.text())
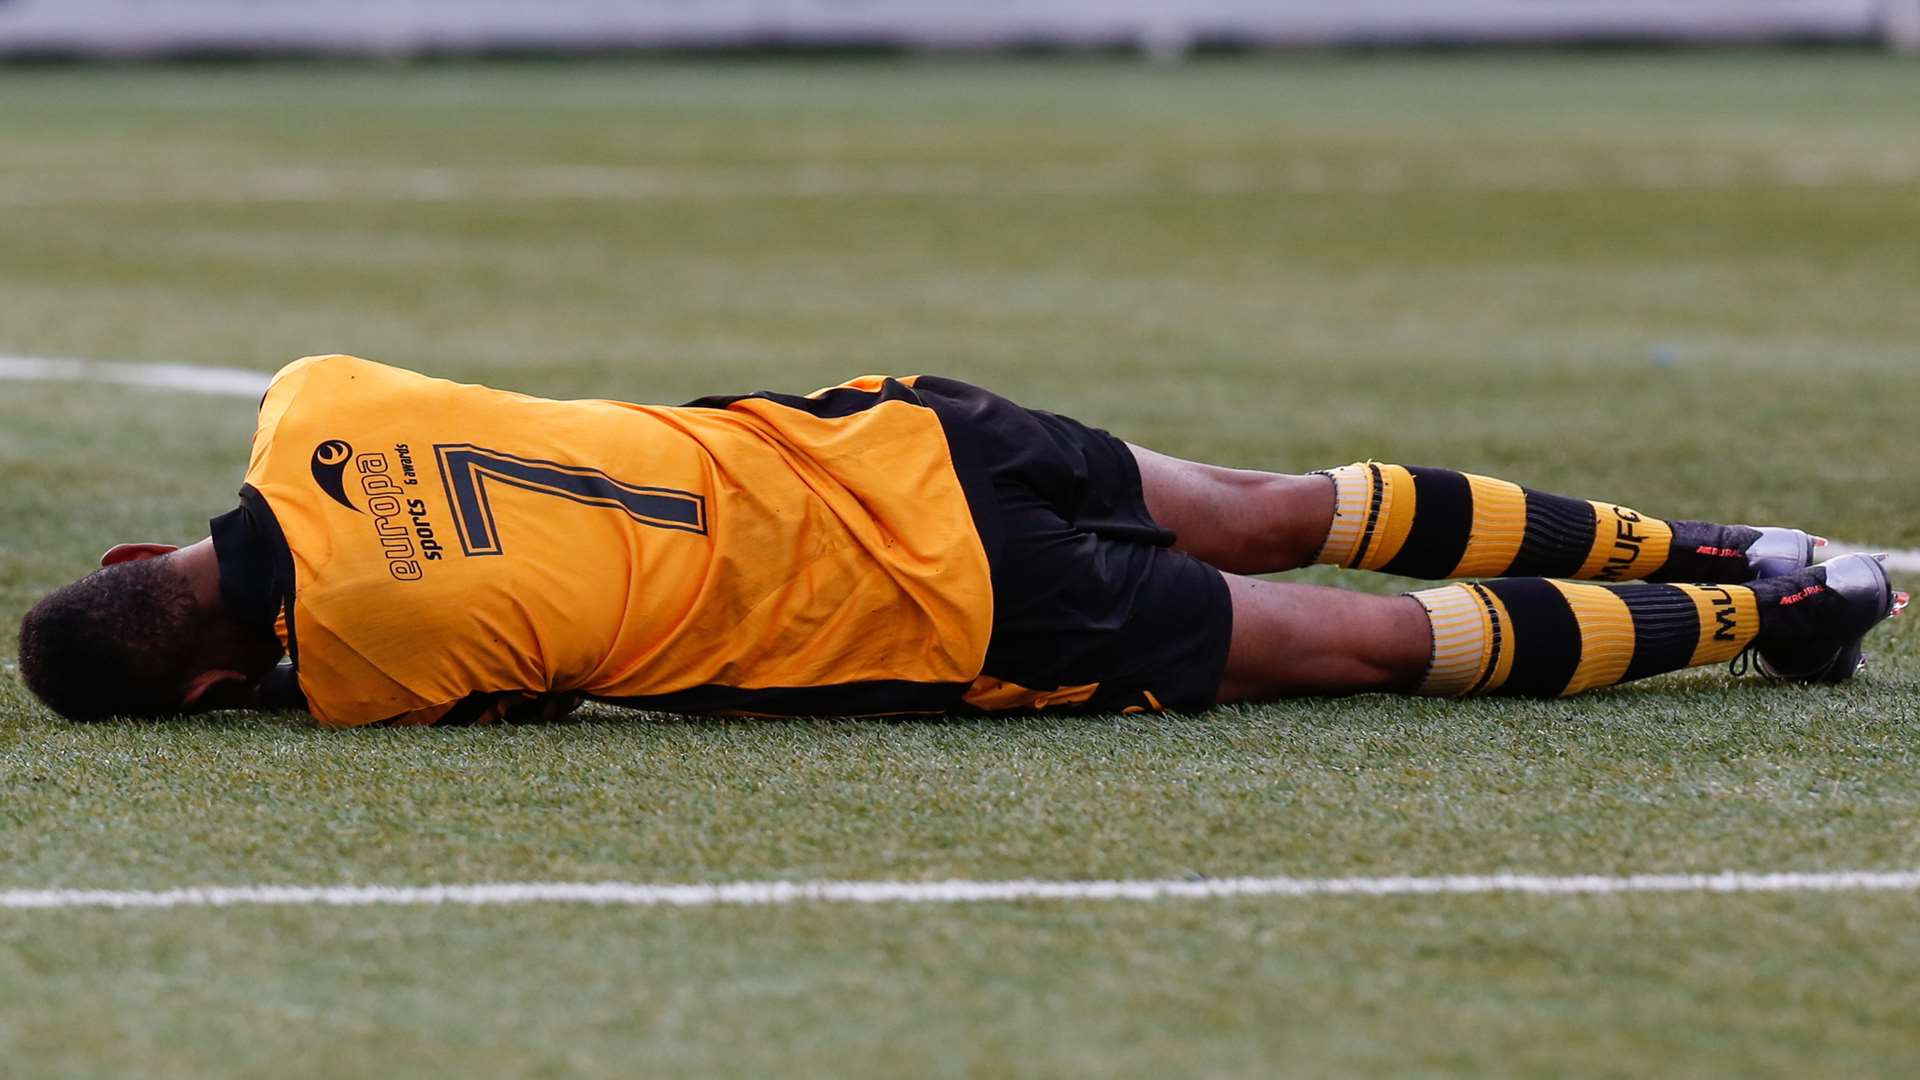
top-left (18, 558), bottom-right (202, 721)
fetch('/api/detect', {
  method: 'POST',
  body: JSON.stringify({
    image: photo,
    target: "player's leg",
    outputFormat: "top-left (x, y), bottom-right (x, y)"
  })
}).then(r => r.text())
top-left (1129, 445), bottom-right (1816, 584)
top-left (1310, 461), bottom-right (1819, 584)
top-left (1212, 574), bottom-right (1431, 699)
top-left (1127, 445), bottom-right (1335, 575)
top-left (1215, 554), bottom-right (1903, 703)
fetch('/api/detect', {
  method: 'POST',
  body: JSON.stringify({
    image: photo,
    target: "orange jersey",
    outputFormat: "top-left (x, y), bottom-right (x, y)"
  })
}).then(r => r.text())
top-left (223, 355), bottom-right (994, 727)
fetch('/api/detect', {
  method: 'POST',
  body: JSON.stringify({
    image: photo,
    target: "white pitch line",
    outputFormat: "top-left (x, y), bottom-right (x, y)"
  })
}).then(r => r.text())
top-left (5, 352), bottom-right (1916, 573)
top-left (1823, 543), bottom-right (1920, 575)
top-left (5, 871), bottom-right (1920, 911)
top-left (0, 354), bottom-right (269, 398)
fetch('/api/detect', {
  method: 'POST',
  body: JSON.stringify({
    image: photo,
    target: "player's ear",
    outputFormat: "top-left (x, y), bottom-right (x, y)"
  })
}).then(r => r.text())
top-left (101, 542), bottom-right (179, 567)
top-left (181, 669), bottom-right (251, 711)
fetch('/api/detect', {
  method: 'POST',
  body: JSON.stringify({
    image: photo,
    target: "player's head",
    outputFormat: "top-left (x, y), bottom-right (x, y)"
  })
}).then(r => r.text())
top-left (17, 543), bottom-right (282, 721)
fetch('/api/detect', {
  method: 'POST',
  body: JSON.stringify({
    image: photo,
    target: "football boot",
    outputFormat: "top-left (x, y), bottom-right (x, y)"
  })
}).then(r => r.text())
top-left (1749, 553), bottom-right (1907, 683)
top-left (1743, 526), bottom-right (1824, 580)
top-left (1664, 523), bottom-right (1822, 583)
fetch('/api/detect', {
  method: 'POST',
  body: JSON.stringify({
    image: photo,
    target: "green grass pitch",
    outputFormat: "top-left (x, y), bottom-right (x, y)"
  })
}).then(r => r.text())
top-left (1, 54), bottom-right (1917, 1076)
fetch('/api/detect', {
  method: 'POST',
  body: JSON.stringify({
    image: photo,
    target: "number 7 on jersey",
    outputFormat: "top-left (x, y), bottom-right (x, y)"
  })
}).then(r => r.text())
top-left (434, 443), bottom-right (708, 557)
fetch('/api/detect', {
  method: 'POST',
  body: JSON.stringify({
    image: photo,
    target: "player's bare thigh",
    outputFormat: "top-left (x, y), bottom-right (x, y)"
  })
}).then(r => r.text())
top-left (1127, 445), bottom-right (1334, 575)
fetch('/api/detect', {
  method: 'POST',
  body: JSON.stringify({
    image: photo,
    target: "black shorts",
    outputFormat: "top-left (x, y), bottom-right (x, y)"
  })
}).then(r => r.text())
top-left (914, 377), bottom-right (1235, 714)
top-left (633, 375), bottom-right (1233, 719)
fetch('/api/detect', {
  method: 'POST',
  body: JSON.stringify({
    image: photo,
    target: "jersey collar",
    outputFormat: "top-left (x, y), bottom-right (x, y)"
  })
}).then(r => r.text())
top-left (209, 484), bottom-right (299, 659)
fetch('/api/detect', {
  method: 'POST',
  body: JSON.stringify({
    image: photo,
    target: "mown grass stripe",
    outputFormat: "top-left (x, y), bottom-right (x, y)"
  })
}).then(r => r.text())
top-left (6, 871), bottom-right (1920, 910)
top-left (3, 153), bottom-right (1920, 208)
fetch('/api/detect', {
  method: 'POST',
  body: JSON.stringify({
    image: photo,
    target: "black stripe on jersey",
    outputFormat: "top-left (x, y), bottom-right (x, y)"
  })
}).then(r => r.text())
top-left (1615, 583), bottom-right (1703, 684)
top-left (1483, 578), bottom-right (1583, 696)
top-left (683, 376), bottom-right (1006, 566)
top-left (1508, 489), bottom-right (1598, 579)
top-left (1380, 466), bottom-right (1474, 580)
top-left (682, 378), bottom-right (922, 419)
top-left (602, 679), bottom-right (967, 718)
top-left (900, 377), bottom-right (1007, 566)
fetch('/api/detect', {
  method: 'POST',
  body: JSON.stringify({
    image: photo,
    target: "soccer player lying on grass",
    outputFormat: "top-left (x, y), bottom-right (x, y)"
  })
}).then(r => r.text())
top-left (18, 355), bottom-right (1907, 726)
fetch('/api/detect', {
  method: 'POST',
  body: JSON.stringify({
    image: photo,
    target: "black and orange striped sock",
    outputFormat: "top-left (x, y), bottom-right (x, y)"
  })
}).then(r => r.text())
top-left (1314, 462), bottom-right (1766, 583)
top-left (1409, 579), bottom-right (1759, 697)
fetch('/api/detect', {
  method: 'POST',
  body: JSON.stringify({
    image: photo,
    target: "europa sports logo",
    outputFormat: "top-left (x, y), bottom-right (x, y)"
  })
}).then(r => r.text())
top-left (310, 439), bottom-right (359, 511)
